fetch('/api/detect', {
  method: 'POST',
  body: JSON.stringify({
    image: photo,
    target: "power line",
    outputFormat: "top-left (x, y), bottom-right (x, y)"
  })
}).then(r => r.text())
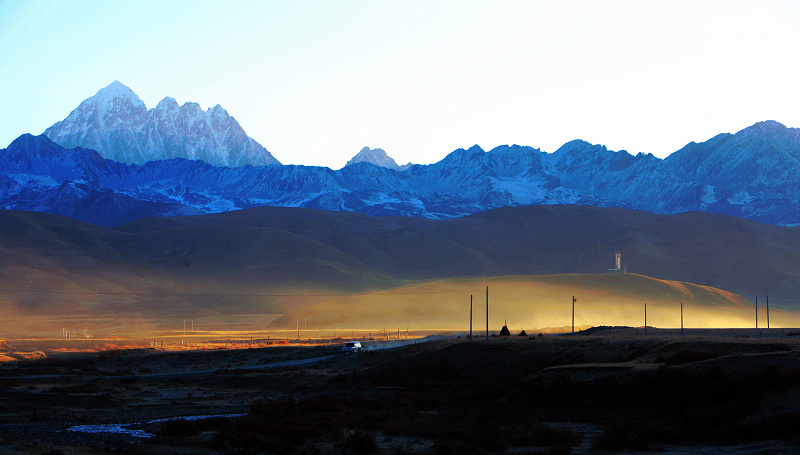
top-left (0, 288), bottom-right (491, 298)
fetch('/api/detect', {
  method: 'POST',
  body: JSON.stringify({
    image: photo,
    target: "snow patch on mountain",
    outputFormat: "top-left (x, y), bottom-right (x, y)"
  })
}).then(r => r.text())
top-left (8, 173), bottom-right (59, 188)
top-left (701, 185), bottom-right (719, 204)
top-left (490, 177), bottom-right (549, 203)
top-left (727, 191), bottom-right (755, 205)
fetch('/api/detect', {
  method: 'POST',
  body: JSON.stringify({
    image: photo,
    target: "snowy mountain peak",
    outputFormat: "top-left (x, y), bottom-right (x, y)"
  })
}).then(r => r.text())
top-left (345, 147), bottom-right (410, 171)
top-left (208, 104), bottom-right (230, 119)
top-left (738, 120), bottom-right (793, 138)
top-left (155, 97), bottom-right (179, 110)
top-left (44, 83), bottom-right (281, 167)
top-left (749, 119), bottom-right (785, 130)
top-left (93, 80), bottom-right (145, 110)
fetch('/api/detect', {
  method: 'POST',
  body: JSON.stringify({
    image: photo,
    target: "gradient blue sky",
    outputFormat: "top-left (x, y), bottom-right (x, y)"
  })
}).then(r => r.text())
top-left (1, 0), bottom-right (799, 168)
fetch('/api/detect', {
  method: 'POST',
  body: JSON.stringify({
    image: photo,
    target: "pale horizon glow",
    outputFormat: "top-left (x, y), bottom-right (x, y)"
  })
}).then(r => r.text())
top-left (1, 0), bottom-right (799, 168)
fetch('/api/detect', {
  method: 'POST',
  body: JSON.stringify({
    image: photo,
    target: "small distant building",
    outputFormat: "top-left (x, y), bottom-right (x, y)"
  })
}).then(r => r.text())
top-left (499, 319), bottom-right (511, 336)
top-left (607, 251), bottom-right (626, 274)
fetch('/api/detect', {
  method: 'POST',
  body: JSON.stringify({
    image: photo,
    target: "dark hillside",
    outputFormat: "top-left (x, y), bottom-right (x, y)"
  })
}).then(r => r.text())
top-left (1, 204), bottom-right (798, 321)
top-left (117, 204), bottom-right (800, 302)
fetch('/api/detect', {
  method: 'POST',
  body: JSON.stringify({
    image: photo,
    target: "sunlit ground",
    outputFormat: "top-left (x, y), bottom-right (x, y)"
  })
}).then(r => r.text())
top-left (2, 273), bottom-right (798, 360)
top-left (277, 274), bottom-right (800, 331)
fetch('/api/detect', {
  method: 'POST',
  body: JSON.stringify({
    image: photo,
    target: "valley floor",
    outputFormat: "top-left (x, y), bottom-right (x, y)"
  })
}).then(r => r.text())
top-left (1, 329), bottom-right (800, 454)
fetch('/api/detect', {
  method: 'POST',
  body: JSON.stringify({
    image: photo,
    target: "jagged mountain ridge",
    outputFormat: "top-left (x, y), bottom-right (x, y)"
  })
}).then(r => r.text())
top-left (3, 120), bottom-right (800, 227)
top-left (43, 81), bottom-right (281, 167)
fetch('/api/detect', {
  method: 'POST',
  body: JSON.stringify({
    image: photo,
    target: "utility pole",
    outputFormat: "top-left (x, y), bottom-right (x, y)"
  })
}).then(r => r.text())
top-left (767, 295), bottom-right (770, 329)
top-left (486, 286), bottom-right (489, 341)
top-left (469, 295), bottom-right (473, 341)
top-left (644, 302), bottom-right (647, 337)
top-left (755, 296), bottom-right (758, 329)
top-left (680, 302), bottom-right (684, 336)
top-left (572, 296), bottom-right (576, 335)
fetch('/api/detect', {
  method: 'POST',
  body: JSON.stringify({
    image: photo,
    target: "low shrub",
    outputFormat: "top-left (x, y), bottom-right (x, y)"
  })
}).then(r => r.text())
top-left (343, 430), bottom-right (378, 453)
top-left (759, 343), bottom-right (792, 353)
top-left (662, 349), bottom-right (722, 365)
top-left (159, 417), bottom-right (232, 437)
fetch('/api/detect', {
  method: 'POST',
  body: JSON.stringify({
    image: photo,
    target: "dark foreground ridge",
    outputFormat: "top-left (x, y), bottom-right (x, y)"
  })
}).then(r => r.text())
top-left (1, 332), bottom-right (800, 454)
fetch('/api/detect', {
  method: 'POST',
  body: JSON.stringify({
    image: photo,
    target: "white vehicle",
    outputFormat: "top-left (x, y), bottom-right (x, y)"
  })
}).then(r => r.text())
top-left (341, 341), bottom-right (362, 353)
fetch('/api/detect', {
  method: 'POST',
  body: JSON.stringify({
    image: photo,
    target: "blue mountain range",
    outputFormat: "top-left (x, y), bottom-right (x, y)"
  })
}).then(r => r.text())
top-left (2, 119), bottom-right (800, 227)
